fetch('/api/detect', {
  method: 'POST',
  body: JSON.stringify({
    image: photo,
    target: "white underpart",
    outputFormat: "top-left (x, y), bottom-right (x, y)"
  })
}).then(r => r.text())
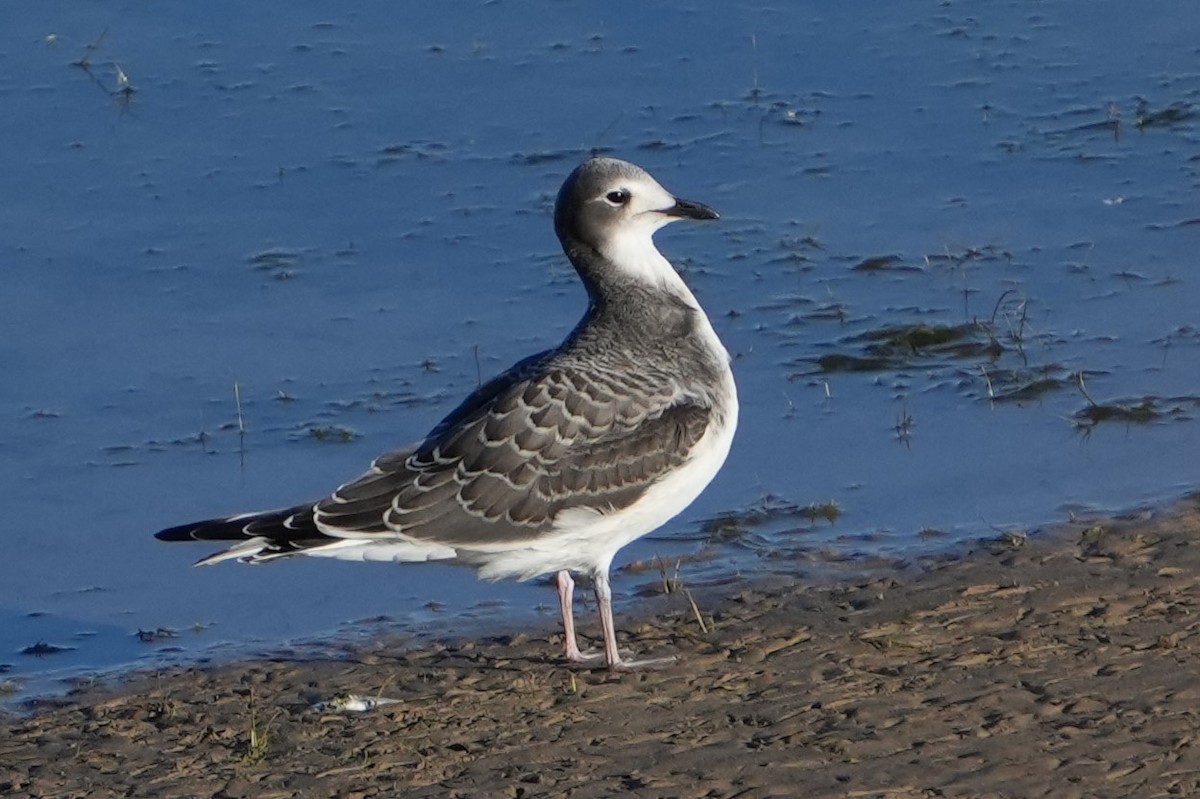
top-left (303, 537), bottom-right (457, 563)
top-left (464, 387), bottom-right (736, 582)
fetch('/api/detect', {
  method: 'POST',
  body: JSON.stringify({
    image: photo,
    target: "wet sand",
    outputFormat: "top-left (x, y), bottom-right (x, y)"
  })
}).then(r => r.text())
top-left (4, 496), bottom-right (1200, 798)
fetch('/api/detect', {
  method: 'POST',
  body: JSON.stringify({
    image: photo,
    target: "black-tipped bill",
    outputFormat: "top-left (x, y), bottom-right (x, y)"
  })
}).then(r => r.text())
top-left (664, 197), bottom-right (719, 221)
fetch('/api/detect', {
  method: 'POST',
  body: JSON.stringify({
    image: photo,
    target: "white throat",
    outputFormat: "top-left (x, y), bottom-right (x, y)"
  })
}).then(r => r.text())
top-left (598, 222), bottom-right (694, 299)
top-left (598, 221), bottom-right (732, 373)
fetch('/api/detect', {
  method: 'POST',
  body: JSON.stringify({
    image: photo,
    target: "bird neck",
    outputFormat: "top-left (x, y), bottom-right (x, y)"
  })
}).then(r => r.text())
top-left (559, 236), bottom-right (730, 378)
top-left (561, 233), bottom-right (698, 312)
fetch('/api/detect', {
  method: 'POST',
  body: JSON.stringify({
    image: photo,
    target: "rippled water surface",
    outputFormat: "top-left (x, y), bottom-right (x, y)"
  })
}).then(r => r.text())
top-left (3, 1), bottom-right (1199, 700)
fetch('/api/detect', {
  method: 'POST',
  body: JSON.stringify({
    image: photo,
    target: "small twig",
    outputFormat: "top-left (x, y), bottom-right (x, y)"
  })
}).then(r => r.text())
top-left (749, 34), bottom-right (761, 99)
top-left (315, 764), bottom-right (370, 779)
top-left (979, 365), bottom-right (995, 402)
top-left (894, 403), bottom-right (914, 445)
top-left (654, 554), bottom-right (681, 595)
top-left (988, 288), bottom-right (1016, 327)
top-left (71, 28), bottom-right (108, 70)
top-left (233, 383), bottom-right (245, 433)
top-left (373, 674), bottom-right (396, 704)
top-left (595, 112), bottom-right (624, 146)
top-left (782, 390), bottom-right (796, 419)
top-left (1076, 371), bottom-right (1098, 408)
top-left (684, 589), bottom-right (709, 634)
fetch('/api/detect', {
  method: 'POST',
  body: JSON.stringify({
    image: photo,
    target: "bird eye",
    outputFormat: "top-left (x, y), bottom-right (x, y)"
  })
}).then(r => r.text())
top-left (605, 189), bottom-right (630, 206)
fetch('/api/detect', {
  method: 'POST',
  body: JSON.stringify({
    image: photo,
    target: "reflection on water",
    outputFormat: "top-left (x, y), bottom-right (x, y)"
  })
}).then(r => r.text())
top-left (3, 1), bottom-right (1199, 701)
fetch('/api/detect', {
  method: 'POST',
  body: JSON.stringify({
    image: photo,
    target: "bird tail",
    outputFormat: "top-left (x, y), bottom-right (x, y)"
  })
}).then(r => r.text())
top-left (154, 504), bottom-right (324, 565)
top-left (154, 507), bottom-right (299, 541)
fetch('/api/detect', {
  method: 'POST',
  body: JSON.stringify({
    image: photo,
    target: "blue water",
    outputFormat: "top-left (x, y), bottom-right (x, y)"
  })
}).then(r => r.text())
top-left (3, 1), bottom-right (1199, 701)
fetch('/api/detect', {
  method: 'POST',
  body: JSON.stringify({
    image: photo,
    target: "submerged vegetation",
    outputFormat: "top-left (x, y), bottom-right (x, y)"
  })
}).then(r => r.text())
top-left (20, 641), bottom-right (74, 657)
top-left (1074, 398), bottom-right (1159, 426)
top-left (788, 284), bottom-right (1171, 418)
top-left (799, 287), bottom-right (1030, 382)
top-left (806, 319), bottom-right (1007, 378)
top-left (300, 424), bottom-right (359, 443)
top-left (981, 367), bottom-right (1072, 403)
top-left (701, 496), bottom-right (842, 542)
top-left (1071, 372), bottom-right (1200, 429)
top-left (248, 248), bottom-right (301, 280)
top-left (1072, 394), bottom-right (1200, 429)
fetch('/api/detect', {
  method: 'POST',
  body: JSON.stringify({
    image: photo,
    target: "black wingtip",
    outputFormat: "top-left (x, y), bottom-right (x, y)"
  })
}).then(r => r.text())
top-left (154, 506), bottom-right (315, 543)
top-left (155, 521), bottom-right (208, 541)
top-left (154, 515), bottom-right (250, 542)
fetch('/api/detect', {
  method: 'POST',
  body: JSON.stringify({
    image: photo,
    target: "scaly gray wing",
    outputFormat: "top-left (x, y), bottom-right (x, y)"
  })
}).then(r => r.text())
top-left (314, 362), bottom-right (711, 546)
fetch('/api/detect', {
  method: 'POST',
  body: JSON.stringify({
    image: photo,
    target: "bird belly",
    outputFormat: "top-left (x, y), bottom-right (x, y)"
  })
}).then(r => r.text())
top-left (464, 399), bottom-right (737, 583)
top-left (301, 538), bottom-right (458, 563)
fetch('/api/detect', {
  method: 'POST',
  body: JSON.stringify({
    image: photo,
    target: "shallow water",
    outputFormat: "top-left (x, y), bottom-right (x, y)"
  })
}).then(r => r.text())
top-left (3, 2), bottom-right (1199, 701)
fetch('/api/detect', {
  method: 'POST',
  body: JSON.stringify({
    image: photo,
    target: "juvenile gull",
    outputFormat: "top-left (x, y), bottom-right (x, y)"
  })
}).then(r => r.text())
top-left (156, 157), bottom-right (738, 670)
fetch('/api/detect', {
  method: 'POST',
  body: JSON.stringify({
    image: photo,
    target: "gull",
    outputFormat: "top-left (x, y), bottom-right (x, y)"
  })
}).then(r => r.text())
top-left (156, 157), bottom-right (738, 670)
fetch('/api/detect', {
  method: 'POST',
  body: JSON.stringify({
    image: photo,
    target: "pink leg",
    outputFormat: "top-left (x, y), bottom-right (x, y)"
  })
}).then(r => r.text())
top-left (594, 568), bottom-right (678, 672)
top-left (593, 569), bottom-right (622, 667)
top-left (557, 570), bottom-right (602, 664)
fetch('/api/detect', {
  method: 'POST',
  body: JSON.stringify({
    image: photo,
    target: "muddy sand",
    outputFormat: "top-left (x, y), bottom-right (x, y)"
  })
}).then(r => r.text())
top-left (4, 497), bottom-right (1200, 798)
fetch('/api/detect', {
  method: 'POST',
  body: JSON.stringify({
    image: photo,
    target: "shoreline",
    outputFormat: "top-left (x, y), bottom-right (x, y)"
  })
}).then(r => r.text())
top-left (4, 494), bottom-right (1200, 797)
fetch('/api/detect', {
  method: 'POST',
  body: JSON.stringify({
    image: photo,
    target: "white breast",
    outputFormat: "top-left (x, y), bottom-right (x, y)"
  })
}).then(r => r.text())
top-left (466, 361), bottom-right (738, 583)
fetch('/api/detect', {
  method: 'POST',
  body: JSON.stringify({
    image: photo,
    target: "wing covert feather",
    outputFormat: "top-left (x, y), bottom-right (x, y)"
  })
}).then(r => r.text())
top-left (313, 363), bottom-right (711, 546)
